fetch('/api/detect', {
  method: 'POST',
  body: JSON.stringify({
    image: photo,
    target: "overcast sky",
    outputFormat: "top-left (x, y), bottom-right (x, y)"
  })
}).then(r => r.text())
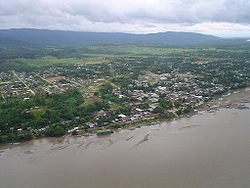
top-left (0, 0), bottom-right (250, 37)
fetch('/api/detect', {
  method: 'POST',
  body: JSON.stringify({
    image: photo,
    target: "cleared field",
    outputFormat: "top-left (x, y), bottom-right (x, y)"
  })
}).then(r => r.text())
top-left (14, 56), bottom-right (106, 67)
top-left (2, 46), bottom-right (249, 73)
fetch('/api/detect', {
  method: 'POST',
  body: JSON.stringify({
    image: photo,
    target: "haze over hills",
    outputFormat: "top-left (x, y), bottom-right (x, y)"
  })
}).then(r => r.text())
top-left (0, 28), bottom-right (223, 47)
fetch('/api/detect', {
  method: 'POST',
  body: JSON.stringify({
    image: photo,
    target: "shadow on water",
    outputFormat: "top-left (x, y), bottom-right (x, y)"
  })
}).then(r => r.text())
top-left (77, 142), bottom-right (85, 148)
top-left (50, 145), bottom-right (69, 151)
top-left (24, 150), bottom-right (34, 155)
top-left (0, 150), bottom-right (4, 157)
top-left (126, 136), bottom-right (134, 141)
top-left (132, 133), bottom-right (150, 149)
top-left (179, 124), bottom-right (201, 130)
top-left (108, 139), bottom-right (114, 145)
top-left (30, 143), bottom-right (70, 162)
top-left (85, 141), bottom-right (94, 149)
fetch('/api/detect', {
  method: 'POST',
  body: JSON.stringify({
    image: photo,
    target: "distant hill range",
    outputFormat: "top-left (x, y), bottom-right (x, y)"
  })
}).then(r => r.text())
top-left (0, 28), bottom-right (223, 46)
top-left (0, 28), bottom-right (247, 47)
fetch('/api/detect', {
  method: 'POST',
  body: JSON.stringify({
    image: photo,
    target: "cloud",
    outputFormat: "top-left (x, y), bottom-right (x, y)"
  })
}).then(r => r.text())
top-left (0, 0), bottom-right (250, 37)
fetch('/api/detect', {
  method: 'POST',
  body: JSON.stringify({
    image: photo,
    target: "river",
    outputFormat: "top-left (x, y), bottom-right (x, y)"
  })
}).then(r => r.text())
top-left (0, 90), bottom-right (250, 188)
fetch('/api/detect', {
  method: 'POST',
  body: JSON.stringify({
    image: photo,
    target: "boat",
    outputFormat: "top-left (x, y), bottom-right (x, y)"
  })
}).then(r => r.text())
top-left (96, 129), bottom-right (113, 135)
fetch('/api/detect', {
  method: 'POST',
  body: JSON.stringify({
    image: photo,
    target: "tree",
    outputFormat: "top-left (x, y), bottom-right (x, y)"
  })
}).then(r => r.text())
top-left (174, 100), bottom-right (182, 108)
top-left (45, 124), bottom-right (66, 137)
top-left (153, 106), bottom-right (164, 114)
top-left (159, 98), bottom-right (173, 110)
top-left (17, 131), bottom-right (33, 141)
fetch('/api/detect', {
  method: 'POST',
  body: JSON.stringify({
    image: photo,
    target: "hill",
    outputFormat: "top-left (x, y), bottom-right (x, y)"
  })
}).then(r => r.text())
top-left (0, 29), bottom-right (221, 46)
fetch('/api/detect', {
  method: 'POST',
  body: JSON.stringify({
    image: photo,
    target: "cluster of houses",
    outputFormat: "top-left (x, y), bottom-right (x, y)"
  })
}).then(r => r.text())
top-left (0, 68), bottom-right (230, 133)
top-left (76, 72), bottom-right (229, 129)
top-left (0, 70), bottom-right (87, 100)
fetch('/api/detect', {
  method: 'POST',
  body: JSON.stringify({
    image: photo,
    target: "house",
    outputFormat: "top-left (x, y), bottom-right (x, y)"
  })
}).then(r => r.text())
top-left (118, 114), bottom-right (129, 122)
top-left (135, 108), bottom-right (144, 112)
top-left (86, 122), bottom-right (97, 128)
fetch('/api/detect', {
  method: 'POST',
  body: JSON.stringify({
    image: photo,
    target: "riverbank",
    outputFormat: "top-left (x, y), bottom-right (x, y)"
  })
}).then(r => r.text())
top-left (1, 87), bottom-right (249, 146)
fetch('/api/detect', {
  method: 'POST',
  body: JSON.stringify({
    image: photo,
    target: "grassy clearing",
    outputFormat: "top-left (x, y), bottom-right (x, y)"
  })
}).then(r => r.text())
top-left (83, 45), bottom-right (198, 55)
top-left (15, 56), bottom-right (79, 67)
top-left (139, 71), bottom-right (158, 84)
top-left (31, 107), bottom-right (47, 118)
top-left (22, 57), bottom-right (79, 67)
top-left (80, 84), bottom-right (99, 94)
top-left (80, 78), bottom-right (119, 94)
top-left (109, 102), bottom-right (123, 110)
top-left (10, 56), bottom-right (107, 69)
top-left (83, 96), bottom-right (102, 105)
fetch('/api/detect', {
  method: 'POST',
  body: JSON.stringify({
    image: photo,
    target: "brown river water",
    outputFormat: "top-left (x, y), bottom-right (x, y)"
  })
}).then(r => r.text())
top-left (0, 90), bottom-right (250, 188)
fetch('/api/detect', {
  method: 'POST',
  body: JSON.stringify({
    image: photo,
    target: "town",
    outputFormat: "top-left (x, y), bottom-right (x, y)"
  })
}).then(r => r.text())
top-left (0, 46), bottom-right (249, 143)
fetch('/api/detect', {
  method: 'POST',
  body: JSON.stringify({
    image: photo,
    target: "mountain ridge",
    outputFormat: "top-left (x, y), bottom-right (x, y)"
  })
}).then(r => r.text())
top-left (0, 28), bottom-right (221, 46)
